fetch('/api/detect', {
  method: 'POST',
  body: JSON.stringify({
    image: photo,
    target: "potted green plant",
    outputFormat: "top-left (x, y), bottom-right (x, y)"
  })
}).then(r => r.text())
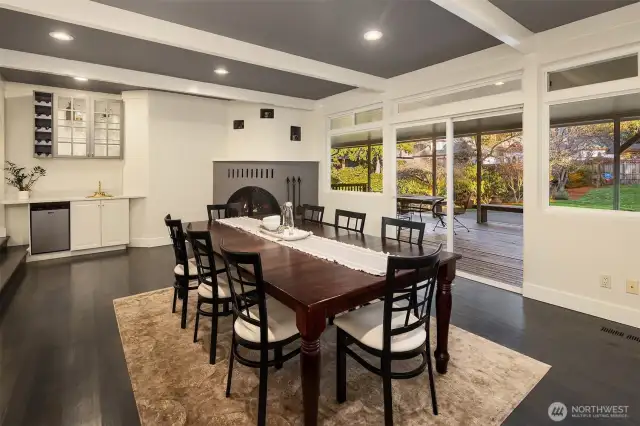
top-left (4, 161), bottom-right (46, 200)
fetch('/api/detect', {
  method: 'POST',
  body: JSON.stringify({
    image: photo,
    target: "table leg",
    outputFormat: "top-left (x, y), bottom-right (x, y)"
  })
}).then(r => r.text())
top-left (296, 309), bottom-right (326, 426)
top-left (435, 261), bottom-right (455, 374)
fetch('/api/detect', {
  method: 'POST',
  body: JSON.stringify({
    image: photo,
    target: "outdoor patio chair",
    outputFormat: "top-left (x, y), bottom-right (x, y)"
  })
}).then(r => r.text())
top-left (432, 193), bottom-right (471, 234)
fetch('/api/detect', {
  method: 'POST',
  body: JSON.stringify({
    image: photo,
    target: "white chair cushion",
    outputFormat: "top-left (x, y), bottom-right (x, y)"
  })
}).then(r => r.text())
top-left (333, 301), bottom-right (427, 353)
top-left (197, 272), bottom-right (248, 299)
top-left (234, 298), bottom-right (298, 343)
top-left (174, 258), bottom-right (198, 276)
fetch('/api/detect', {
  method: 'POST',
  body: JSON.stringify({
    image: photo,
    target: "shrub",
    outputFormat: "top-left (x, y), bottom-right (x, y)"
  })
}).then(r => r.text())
top-left (566, 168), bottom-right (591, 188)
top-left (553, 189), bottom-right (569, 200)
top-left (481, 168), bottom-right (508, 203)
top-left (331, 166), bottom-right (382, 192)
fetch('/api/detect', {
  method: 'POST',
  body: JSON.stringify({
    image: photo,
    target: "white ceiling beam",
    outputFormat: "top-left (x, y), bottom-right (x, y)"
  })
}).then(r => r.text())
top-left (0, 48), bottom-right (315, 110)
top-left (0, 0), bottom-right (387, 92)
top-left (430, 0), bottom-right (533, 53)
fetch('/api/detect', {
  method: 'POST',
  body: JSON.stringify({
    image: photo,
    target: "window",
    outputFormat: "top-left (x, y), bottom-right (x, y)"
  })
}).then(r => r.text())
top-left (549, 93), bottom-right (640, 211)
top-left (548, 55), bottom-right (638, 92)
top-left (329, 106), bottom-right (382, 130)
top-left (397, 80), bottom-right (521, 113)
top-left (330, 129), bottom-right (382, 193)
top-left (355, 107), bottom-right (382, 125)
top-left (330, 114), bottom-right (353, 130)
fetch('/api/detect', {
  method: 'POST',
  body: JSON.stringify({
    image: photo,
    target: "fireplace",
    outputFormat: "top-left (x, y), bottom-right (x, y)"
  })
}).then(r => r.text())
top-left (227, 186), bottom-right (280, 217)
top-left (213, 161), bottom-right (319, 215)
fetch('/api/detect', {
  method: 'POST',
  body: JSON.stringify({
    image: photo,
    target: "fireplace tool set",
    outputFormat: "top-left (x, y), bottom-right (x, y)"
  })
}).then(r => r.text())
top-left (285, 176), bottom-right (304, 216)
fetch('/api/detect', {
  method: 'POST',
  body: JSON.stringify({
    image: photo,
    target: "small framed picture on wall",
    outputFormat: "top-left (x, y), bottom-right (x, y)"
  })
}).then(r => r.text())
top-left (260, 108), bottom-right (275, 119)
top-left (233, 120), bottom-right (244, 129)
top-left (290, 126), bottom-right (301, 141)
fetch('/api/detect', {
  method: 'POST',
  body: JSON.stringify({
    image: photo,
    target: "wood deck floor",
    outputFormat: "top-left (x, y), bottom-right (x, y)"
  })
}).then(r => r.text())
top-left (408, 210), bottom-right (523, 289)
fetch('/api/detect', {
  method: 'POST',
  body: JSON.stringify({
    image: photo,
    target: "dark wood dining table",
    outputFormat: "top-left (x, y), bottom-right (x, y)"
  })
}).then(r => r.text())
top-left (396, 194), bottom-right (445, 203)
top-left (187, 219), bottom-right (461, 426)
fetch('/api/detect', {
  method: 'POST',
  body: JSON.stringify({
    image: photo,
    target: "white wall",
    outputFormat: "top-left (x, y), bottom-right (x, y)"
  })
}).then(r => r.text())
top-left (225, 101), bottom-right (319, 162)
top-left (312, 5), bottom-right (640, 328)
top-left (123, 90), bottom-right (228, 246)
top-left (520, 8), bottom-right (640, 328)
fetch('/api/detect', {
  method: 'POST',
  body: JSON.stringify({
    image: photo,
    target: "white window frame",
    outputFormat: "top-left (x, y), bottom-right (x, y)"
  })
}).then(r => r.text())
top-left (540, 42), bottom-right (640, 213)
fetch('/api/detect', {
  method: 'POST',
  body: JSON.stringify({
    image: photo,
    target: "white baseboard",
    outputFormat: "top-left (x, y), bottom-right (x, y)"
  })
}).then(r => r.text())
top-left (457, 271), bottom-right (523, 294)
top-left (523, 282), bottom-right (640, 329)
top-left (27, 245), bottom-right (127, 262)
top-left (129, 236), bottom-right (171, 247)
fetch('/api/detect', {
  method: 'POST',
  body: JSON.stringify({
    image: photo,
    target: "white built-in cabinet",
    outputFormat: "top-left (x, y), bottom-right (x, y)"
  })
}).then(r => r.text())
top-left (53, 93), bottom-right (123, 159)
top-left (70, 199), bottom-right (130, 251)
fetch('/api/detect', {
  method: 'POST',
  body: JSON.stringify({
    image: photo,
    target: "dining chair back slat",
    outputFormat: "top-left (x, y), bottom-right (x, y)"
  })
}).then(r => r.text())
top-left (384, 245), bottom-right (441, 341)
top-left (302, 204), bottom-right (325, 224)
top-left (220, 244), bottom-right (268, 342)
top-left (334, 209), bottom-right (366, 233)
top-left (186, 230), bottom-right (220, 288)
top-left (381, 216), bottom-right (426, 245)
top-left (164, 214), bottom-right (189, 270)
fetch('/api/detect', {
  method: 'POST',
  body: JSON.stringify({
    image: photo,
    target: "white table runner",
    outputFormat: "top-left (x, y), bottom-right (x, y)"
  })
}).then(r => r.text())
top-left (217, 217), bottom-right (389, 276)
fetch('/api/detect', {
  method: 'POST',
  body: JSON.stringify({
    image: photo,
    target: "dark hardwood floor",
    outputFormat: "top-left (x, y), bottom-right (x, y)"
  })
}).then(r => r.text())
top-left (0, 247), bottom-right (638, 425)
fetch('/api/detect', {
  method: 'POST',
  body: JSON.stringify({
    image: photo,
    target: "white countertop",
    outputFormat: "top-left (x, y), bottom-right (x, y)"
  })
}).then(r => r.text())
top-left (1, 193), bottom-right (146, 205)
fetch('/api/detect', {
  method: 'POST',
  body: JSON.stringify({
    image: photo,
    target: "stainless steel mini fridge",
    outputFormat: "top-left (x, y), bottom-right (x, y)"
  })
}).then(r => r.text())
top-left (30, 202), bottom-right (71, 254)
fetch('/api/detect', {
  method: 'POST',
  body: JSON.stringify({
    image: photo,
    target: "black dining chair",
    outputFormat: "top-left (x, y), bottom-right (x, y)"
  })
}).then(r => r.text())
top-left (208, 203), bottom-right (243, 220)
top-left (334, 245), bottom-right (442, 426)
top-left (221, 244), bottom-right (301, 426)
top-left (302, 204), bottom-right (325, 224)
top-left (187, 229), bottom-right (243, 364)
top-left (207, 204), bottom-right (228, 221)
top-left (381, 216), bottom-right (426, 245)
top-left (226, 202), bottom-right (243, 218)
top-left (165, 214), bottom-right (199, 329)
top-left (335, 209), bottom-right (366, 233)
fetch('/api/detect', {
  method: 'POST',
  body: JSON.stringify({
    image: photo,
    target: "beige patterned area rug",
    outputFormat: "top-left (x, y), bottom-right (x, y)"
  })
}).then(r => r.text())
top-left (114, 288), bottom-right (550, 426)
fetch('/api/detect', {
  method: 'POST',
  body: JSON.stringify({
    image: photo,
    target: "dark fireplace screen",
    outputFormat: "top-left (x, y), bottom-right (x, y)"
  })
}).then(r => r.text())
top-left (227, 186), bottom-right (281, 217)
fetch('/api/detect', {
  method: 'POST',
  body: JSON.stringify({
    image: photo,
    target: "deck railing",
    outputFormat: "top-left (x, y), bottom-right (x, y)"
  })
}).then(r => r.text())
top-left (331, 183), bottom-right (368, 192)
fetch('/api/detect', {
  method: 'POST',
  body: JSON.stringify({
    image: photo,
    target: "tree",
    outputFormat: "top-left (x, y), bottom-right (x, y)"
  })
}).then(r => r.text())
top-left (498, 160), bottom-right (524, 202)
top-left (549, 124), bottom-right (612, 194)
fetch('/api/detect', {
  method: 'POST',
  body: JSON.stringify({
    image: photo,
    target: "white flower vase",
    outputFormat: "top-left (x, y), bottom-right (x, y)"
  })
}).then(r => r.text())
top-left (18, 190), bottom-right (29, 200)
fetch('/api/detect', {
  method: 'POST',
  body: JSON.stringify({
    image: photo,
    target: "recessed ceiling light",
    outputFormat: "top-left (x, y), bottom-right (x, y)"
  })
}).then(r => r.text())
top-left (49, 31), bottom-right (74, 41)
top-left (214, 67), bottom-right (229, 75)
top-left (74, 77), bottom-right (88, 82)
top-left (364, 30), bottom-right (383, 41)
top-left (495, 81), bottom-right (505, 86)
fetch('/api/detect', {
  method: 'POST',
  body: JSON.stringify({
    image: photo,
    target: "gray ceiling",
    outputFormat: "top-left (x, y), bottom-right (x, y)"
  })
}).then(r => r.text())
top-left (0, 8), bottom-right (352, 100)
top-left (489, 0), bottom-right (638, 33)
top-left (0, 67), bottom-right (146, 94)
top-left (1, 1), bottom-right (636, 100)
top-left (93, 0), bottom-right (502, 78)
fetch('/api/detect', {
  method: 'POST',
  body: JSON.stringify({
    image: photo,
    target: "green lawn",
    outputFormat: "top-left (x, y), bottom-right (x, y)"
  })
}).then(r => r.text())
top-left (552, 184), bottom-right (640, 211)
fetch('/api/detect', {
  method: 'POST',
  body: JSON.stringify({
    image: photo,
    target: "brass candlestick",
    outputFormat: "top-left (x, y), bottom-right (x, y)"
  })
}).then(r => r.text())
top-left (87, 181), bottom-right (113, 198)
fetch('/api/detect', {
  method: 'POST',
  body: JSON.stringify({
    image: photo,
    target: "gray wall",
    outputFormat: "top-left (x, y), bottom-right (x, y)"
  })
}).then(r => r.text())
top-left (213, 161), bottom-right (319, 209)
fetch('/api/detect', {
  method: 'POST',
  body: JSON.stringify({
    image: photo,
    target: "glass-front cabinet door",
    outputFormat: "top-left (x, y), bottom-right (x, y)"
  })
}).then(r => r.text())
top-left (93, 99), bottom-right (122, 158)
top-left (56, 96), bottom-right (88, 157)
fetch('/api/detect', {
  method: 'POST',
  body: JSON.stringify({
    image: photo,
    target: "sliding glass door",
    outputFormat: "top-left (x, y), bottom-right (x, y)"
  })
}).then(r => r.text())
top-left (394, 120), bottom-right (454, 251)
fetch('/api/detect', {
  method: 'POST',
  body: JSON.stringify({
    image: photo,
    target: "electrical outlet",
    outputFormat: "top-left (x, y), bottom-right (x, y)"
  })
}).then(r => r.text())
top-left (601, 275), bottom-right (612, 289)
top-left (626, 280), bottom-right (639, 295)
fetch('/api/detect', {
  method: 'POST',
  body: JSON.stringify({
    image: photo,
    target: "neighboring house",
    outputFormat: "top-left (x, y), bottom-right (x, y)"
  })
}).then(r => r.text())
top-left (578, 146), bottom-right (608, 158)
